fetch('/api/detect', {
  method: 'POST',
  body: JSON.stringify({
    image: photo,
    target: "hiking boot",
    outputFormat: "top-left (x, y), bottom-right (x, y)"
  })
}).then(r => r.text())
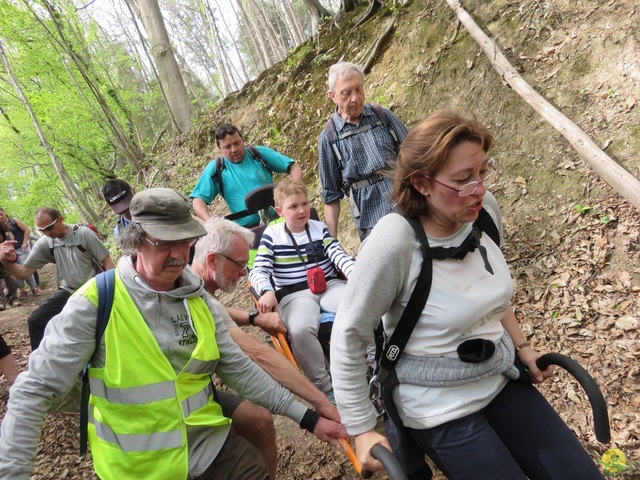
top-left (8, 298), bottom-right (22, 307)
top-left (19, 289), bottom-right (29, 300)
top-left (0, 302), bottom-right (5, 311)
top-left (32, 287), bottom-right (41, 297)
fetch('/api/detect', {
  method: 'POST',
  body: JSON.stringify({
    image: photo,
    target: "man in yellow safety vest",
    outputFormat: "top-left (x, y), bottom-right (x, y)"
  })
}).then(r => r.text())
top-left (0, 188), bottom-right (346, 480)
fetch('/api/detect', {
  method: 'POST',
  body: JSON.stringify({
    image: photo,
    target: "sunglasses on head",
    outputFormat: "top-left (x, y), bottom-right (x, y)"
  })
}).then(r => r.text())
top-left (37, 217), bottom-right (58, 233)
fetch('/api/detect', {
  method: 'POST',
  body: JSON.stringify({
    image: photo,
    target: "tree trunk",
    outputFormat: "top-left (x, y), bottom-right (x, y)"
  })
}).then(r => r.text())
top-left (247, 0), bottom-right (286, 63)
top-left (212, 0), bottom-right (250, 83)
top-left (235, 0), bottom-right (270, 70)
top-left (0, 39), bottom-right (99, 224)
top-left (279, 0), bottom-right (305, 46)
top-left (444, 0), bottom-right (640, 212)
top-left (303, 0), bottom-right (333, 36)
top-left (136, 0), bottom-right (193, 132)
top-left (340, 0), bottom-right (359, 15)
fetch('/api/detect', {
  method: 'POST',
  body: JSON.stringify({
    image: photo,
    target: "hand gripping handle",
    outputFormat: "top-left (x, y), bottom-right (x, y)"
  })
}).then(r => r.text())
top-left (536, 353), bottom-right (610, 443)
top-left (361, 445), bottom-right (408, 480)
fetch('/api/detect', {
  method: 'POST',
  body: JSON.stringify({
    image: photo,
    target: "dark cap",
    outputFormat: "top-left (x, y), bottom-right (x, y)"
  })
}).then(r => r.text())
top-left (102, 179), bottom-right (133, 214)
top-left (130, 188), bottom-right (206, 241)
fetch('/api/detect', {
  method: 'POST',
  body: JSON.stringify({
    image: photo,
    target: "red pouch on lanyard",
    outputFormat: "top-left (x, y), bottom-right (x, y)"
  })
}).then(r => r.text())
top-left (306, 266), bottom-right (327, 294)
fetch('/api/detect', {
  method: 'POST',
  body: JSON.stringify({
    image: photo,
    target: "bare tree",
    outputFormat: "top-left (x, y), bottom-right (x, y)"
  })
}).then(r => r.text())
top-left (303, 0), bottom-right (333, 36)
top-left (246, 0), bottom-right (287, 63)
top-left (279, 0), bottom-right (305, 46)
top-left (235, 0), bottom-right (270, 70)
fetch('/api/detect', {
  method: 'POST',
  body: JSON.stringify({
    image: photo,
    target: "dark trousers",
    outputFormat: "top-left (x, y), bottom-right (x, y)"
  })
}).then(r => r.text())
top-left (195, 430), bottom-right (269, 480)
top-left (27, 289), bottom-right (71, 351)
top-left (0, 334), bottom-right (11, 359)
top-left (408, 380), bottom-right (604, 480)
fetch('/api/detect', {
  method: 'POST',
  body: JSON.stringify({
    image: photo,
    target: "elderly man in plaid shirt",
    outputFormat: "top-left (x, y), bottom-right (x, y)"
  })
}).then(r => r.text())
top-left (318, 61), bottom-right (408, 241)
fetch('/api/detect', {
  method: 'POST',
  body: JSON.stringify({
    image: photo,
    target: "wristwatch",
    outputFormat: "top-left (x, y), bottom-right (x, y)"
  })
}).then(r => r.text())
top-left (248, 309), bottom-right (259, 326)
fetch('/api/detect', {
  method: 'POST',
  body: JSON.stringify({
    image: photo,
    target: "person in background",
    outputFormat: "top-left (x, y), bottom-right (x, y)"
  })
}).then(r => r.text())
top-left (101, 179), bottom-right (134, 238)
top-left (191, 216), bottom-right (345, 478)
top-left (330, 110), bottom-right (604, 479)
top-left (0, 221), bottom-right (20, 310)
top-left (190, 123), bottom-right (303, 227)
top-left (0, 207), bottom-right (114, 350)
top-left (318, 61), bottom-right (408, 241)
top-left (0, 334), bottom-right (19, 385)
top-left (0, 208), bottom-right (39, 297)
top-left (0, 188), bottom-right (345, 480)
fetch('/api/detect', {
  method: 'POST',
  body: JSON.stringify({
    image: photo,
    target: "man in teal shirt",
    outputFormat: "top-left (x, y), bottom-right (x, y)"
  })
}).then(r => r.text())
top-left (190, 123), bottom-right (303, 227)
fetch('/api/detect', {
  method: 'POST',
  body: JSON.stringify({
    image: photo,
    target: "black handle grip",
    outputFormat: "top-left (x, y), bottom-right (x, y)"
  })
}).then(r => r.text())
top-left (536, 353), bottom-right (610, 443)
top-left (362, 445), bottom-right (409, 480)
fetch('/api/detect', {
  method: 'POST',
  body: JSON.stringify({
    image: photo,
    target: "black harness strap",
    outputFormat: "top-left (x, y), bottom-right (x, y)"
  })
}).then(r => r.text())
top-left (376, 209), bottom-right (501, 383)
top-left (211, 146), bottom-right (269, 201)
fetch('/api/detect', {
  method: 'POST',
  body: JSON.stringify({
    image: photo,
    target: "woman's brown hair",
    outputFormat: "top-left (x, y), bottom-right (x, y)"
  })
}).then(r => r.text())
top-left (393, 110), bottom-right (494, 217)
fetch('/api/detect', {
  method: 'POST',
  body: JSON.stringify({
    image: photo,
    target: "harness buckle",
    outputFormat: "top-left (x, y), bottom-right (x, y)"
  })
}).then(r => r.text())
top-left (369, 375), bottom-right (386, 417)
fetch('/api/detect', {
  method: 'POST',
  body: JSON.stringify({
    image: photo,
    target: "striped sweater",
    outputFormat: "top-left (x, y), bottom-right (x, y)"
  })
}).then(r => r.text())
top-left (249, 219), bottom-right (355, 296)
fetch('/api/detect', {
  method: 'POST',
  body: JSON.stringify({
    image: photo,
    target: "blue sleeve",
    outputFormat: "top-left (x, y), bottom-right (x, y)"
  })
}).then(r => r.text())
top-left (189, 159), bottom-right (220, 204)
top-left (318, 131), bottom-right (344, 204)
top-left (254, 146), bottom-right (294, 174)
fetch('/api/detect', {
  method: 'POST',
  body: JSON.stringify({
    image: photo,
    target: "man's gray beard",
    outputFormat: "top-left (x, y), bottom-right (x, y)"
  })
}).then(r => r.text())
top-left (214, 270), bottom-right (240, 294)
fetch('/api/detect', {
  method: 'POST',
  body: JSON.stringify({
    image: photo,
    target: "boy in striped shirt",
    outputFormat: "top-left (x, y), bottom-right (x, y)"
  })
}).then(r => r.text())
top-left (249, 179), bottom-right (355, 401)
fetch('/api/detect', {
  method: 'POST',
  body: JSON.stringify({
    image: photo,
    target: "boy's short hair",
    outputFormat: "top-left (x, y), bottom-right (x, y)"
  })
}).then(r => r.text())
top-left (274, 178), bottom-right (307, 207)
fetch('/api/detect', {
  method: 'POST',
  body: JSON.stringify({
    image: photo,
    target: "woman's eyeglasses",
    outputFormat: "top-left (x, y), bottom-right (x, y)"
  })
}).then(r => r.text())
top-left (37, 218), bottom-right (59, 233)
top-left (425, 162), bottom-right (496, 197)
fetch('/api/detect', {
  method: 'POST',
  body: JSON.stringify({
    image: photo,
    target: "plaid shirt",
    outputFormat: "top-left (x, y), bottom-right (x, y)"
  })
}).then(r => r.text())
top-left (318, 105), bottom-right (408, 230)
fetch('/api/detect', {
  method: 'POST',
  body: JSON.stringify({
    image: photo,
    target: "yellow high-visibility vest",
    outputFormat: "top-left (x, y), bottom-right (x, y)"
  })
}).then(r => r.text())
top-left (78, 271), bottom-right (231, 479)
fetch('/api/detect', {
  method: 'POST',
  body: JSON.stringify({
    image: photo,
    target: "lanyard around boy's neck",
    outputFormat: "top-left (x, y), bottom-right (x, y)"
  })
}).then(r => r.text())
top-left (284, 224), bottom-right (319, 268)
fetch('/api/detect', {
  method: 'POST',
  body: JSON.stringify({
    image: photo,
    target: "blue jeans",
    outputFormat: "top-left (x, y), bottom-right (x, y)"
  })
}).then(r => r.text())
top-left (408, 380), bottom-right (604, 480)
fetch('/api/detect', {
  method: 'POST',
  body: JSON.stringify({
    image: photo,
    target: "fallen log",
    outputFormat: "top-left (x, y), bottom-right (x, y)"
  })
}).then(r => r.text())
top-left (445, 0), bottom-right (640, 211)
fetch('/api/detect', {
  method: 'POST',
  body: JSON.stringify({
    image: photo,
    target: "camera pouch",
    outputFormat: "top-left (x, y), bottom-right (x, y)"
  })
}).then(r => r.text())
top-left (306, 266), bottom-right (327, 294)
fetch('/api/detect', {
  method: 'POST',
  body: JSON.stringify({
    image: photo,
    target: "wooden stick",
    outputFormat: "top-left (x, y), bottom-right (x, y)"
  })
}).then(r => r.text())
top-left (445, 0), bottom-right (640, 211)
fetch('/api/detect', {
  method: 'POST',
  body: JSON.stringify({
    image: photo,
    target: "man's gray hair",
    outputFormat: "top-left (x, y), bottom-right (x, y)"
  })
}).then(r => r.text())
top-left (328, 61), bottom-right (365, 93)
top-left (119, 222), bottom-right (147, 254)
top-left (193, 217), bottom-right (255, 266)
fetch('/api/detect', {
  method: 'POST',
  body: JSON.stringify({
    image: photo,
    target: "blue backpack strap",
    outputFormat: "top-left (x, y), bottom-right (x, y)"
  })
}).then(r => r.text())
top-left (79, 268), bottom-right (115, 456)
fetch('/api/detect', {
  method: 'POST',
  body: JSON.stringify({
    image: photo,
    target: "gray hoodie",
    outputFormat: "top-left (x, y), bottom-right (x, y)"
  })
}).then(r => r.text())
top-left (0, 255), bottom-right (307, 479)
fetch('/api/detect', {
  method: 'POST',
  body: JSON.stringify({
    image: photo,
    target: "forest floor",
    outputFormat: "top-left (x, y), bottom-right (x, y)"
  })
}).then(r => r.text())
top-left (2, 0), bottom-right (640, 478)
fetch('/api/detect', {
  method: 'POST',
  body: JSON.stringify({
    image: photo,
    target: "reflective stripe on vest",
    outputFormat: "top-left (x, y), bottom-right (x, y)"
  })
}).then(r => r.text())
top-left (77, 271), bottom-right (231, 480)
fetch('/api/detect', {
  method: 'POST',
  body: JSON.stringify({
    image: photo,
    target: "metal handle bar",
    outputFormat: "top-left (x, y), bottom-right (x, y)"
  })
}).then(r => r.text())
top-left (536, 353), bottom-right (610, 443)
top-left (361, 445), bottom-right (408, 480)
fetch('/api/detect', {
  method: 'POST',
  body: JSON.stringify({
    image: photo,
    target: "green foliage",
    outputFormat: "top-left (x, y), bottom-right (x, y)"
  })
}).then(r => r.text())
top-left (0, 0), bottom-right (168, 222)
top-left (573, 203), bottom-right (593, 214)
